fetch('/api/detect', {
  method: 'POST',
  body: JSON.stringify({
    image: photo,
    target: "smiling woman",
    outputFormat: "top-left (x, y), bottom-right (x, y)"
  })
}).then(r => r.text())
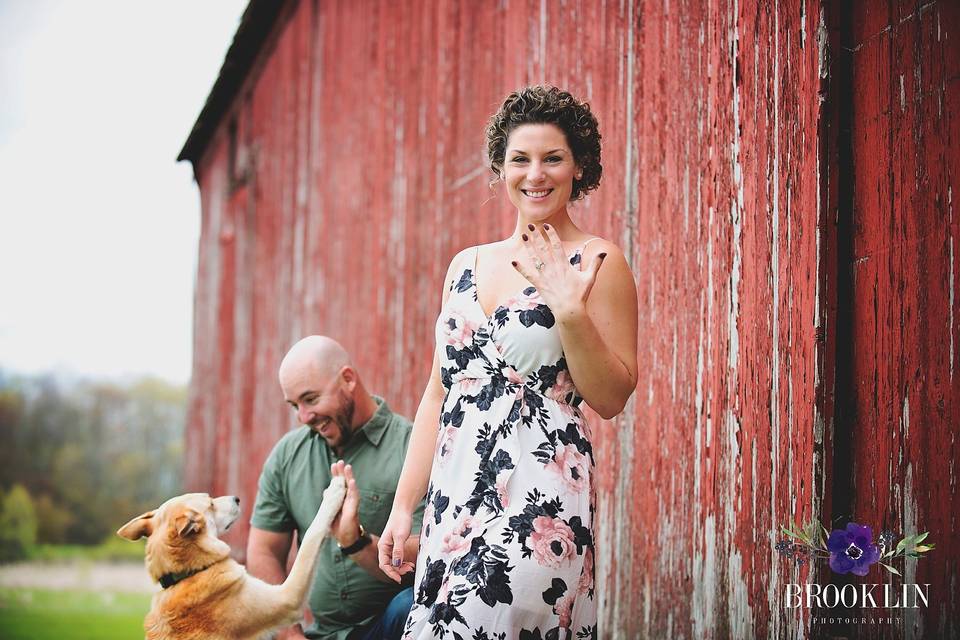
top-left (486, 86), bottom-right (603, 203)
top-left (378, 86), bottom-right (639, 639)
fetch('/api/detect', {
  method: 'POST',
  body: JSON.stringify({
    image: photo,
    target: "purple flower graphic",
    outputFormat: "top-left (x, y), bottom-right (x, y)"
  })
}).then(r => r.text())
top-left (827, 522), bottom-right (881, 576)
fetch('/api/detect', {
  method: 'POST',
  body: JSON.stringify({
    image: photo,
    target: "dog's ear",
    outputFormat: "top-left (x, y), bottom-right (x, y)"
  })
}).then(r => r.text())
top-left (117, 510), bottom-right (156, 540)
top-left (175, 508), bottom-right (205, 537)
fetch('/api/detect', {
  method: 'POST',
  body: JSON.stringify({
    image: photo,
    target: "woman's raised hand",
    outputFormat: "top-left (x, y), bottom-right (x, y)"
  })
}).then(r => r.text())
top-left (378, 508), bottom-right (415, 583)
top-left (512, 223), bottom-right (606, 316)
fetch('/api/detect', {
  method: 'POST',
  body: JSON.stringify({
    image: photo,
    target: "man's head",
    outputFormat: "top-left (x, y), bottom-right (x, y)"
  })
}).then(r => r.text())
top-left (279, 336), bottom-right (359, 451)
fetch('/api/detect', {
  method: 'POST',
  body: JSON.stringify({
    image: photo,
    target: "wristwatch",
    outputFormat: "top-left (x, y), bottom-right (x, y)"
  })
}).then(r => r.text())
top-left (337, 523), bottom-right (371, 556)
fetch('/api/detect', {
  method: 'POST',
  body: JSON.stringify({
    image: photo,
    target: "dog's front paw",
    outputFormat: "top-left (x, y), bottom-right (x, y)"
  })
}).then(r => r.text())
top-left (323, 476), bottom-right (347, 505)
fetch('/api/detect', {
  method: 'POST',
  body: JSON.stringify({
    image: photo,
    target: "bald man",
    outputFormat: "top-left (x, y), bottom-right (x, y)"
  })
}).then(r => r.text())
top-left (247, 336), bottom-right (424, 640)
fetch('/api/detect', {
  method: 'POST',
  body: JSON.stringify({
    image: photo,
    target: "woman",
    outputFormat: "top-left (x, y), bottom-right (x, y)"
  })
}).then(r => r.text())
top-left (378, 86), bottom-right (638, 639)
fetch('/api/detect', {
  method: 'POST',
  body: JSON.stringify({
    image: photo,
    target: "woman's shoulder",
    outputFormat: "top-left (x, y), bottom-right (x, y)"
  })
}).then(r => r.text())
top-left (445, 241), bottom-right (506, 270)
top-left (445, 245), bottom-right (478, 274)
top-left (577, 235), bottom-right (625, 260)
top-left (578, 236), bottom-right (635, 282)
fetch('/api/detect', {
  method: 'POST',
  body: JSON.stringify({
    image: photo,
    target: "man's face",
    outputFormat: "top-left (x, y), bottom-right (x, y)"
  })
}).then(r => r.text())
top-left (280, 363), bottom-right (355, 450)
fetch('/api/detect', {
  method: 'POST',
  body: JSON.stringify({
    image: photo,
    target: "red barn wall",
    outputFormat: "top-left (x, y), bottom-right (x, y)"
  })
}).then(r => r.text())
top-left (181, 0), bottom-right (959, 636)
top-left (835, 2), bottom-right (960, 639)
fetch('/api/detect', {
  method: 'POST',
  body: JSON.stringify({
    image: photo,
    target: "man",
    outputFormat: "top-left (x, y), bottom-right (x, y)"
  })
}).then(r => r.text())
top-left (247, 335), bottom-right (423, 640)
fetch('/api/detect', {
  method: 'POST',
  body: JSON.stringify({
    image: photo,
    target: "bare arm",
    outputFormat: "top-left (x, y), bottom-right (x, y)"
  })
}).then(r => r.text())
top-left (330, 461), bottom-right (421, 584)
top-left (555, 243), bottom-right (638, 418)
top-left (378, 250), bottom-right (466, 581)
top-left (340, 532), bottom-right (421, 584)
top-left (247, 527), bottom-right (294, 585)
top-left (393, 354), bottom-right (446, 514)
top-left (516, 228), bottom-right (639, 418)
top-left (246, 528), bottom-right (307, 639)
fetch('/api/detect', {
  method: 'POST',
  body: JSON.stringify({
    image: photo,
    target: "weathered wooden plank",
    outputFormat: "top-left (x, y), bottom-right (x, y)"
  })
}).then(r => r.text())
top-left (843, 1), bottom-right (960, 638)
top-left (180, 0), bottom-right (958, 636)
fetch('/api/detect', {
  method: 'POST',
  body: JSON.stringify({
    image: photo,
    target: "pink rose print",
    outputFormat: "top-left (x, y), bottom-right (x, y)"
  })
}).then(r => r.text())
top-left (444, 311), bottom-right (478, 349)
top-left (555, 590), bottom-right (576, 628)
top-left (530, 516), bottom-right (576, 569)
top-left (436, 426), bottom-right (457, 466)
top-left (545, 443), bottom-right (589, 494)
top-left (442, 514), bottom-right (478, 554)
top-left (495, 478), bottom-right (510, 509)
top-left (423, 502), bottom-right (435, 530)
top-left (503, 366), bottom-right (524, 385)
top-left (503, 291), bottom-right (541, 312)
top-left (461, 377), bottom-right (483, 394)
top-left (546, 370), bottom-right (576, 403)
top-left (578, 546), bottom-right (595, 595)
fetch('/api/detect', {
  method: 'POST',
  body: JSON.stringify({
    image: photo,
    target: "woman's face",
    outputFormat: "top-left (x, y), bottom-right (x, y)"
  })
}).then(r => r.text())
top-left (502, 123), bottom-right (579, 222)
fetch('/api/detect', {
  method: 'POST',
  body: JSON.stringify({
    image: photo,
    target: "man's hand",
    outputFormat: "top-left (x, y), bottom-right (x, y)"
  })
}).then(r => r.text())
top-left (330, 460), bottom-right (362, 546)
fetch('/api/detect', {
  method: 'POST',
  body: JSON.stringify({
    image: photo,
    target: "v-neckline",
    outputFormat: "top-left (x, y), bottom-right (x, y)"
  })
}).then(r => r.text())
top-left (471, 245), bottom-right (584, 321)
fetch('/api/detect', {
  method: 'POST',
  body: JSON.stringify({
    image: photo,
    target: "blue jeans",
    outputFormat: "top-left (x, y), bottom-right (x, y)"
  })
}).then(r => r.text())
top-left (355, 587), bottom-right (413, 640)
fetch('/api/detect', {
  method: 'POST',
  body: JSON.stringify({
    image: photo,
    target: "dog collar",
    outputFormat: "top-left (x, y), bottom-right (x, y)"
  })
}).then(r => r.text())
top-left (159, 564), bottom-right (214, 589)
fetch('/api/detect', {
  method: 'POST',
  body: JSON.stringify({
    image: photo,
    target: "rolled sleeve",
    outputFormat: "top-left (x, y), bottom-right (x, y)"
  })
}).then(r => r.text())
top-left (250, 441), bottom-right (296, 532)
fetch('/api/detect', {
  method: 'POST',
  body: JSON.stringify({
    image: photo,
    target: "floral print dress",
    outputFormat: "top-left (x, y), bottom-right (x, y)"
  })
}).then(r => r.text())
top-left (403, 243), bottom-right (598, 640)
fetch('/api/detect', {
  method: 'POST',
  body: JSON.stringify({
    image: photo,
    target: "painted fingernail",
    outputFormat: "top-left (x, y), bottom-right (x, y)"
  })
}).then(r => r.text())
top-left (543, 224), bottom-right (550, 230)
top-left (599, 252), bottom-right (607, 260)
top-left (527, 223), bottom-right (535, 231)
top-left (521, 233), bottom-right (528, 241)
top-left (511, 261), bottom-right (518, 267)
top-left (392, 559), bottom-right (401, 567)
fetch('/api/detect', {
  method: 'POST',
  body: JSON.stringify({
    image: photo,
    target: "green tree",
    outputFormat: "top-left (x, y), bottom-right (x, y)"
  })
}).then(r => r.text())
top-left (0, 371), bottom-right (187, 546)
top-left (0, 484), bottom-right (38, 562)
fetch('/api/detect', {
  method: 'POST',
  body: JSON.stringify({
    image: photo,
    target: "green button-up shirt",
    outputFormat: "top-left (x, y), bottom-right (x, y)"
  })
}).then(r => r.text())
top-left (251, 397), bottom-right (424, 640)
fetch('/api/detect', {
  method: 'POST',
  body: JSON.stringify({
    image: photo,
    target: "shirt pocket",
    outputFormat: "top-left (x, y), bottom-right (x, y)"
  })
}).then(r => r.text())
top-left (358, 488), bottom-right (394, 536)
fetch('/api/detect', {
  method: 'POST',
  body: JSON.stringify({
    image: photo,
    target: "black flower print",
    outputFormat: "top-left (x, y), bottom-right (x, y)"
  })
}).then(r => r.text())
top-left (451, 536), bottom-right (514, 607)
top-left (455, 269), bottom-right (473, 293)
top-left (417, 557), bottom-right (448, 606)
top-left (404, 245), bottom-right (597, 638)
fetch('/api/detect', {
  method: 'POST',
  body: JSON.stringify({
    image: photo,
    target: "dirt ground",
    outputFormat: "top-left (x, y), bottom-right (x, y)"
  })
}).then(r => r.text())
top-left (0, 561), bottom-right (157, 594)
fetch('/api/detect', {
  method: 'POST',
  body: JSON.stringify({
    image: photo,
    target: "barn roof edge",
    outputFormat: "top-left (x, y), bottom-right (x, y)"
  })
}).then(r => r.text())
top-left (176, 0), bottom-right (287, 166)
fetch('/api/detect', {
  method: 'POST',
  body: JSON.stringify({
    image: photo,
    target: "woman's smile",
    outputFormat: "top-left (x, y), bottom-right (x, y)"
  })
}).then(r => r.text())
top-left (504, 123), bottom-right (578, 220)
top-left (521, 187), bottom-right (554, 200)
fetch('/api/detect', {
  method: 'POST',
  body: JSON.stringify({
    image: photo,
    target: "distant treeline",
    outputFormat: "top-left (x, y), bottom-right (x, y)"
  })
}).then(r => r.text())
top-left (0, 371), bottom-right (185, 558)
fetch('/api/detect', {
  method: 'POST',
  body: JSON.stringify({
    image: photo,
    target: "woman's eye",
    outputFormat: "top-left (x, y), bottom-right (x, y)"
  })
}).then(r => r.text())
top-left (510, 156), bottom-right (527, 163)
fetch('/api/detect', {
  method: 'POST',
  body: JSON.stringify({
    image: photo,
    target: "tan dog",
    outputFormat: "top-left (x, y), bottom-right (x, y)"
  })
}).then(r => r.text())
top-left (117, 477), bottom-right (346, 639)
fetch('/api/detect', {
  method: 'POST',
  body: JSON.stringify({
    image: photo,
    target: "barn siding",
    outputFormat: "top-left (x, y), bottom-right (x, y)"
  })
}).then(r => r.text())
top-left (836, 2), bottom-right (959, 639)
top-left (181, 0), bottom-right (959, 636)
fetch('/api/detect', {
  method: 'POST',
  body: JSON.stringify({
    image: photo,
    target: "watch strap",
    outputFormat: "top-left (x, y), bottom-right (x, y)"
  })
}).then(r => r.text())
top-left (338, 524), bottom-right (371, 556)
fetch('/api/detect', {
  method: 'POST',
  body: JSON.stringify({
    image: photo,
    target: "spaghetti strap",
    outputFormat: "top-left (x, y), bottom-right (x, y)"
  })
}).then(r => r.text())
top-left (412, 237), bottom-right (597, 639)
top-left (581, 237), bottom-right (602, 251)
top-left (571, 237), bottom-right (603, 270)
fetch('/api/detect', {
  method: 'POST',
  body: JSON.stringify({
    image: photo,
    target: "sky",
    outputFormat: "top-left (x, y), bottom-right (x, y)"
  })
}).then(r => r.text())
top-left (0, 0), bottom-right (248, 385)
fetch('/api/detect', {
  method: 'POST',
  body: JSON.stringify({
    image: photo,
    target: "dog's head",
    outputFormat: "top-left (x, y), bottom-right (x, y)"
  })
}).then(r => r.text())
top-left (117, 493), bottom-right (241, 583)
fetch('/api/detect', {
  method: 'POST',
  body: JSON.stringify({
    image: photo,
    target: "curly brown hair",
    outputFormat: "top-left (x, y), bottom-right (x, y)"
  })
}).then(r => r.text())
top-left (486, 85), bottom-right (602, 201)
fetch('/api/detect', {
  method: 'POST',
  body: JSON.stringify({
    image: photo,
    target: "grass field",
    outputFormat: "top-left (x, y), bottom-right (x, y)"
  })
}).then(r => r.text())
top-left (0, 587), bottom-right (151, 640)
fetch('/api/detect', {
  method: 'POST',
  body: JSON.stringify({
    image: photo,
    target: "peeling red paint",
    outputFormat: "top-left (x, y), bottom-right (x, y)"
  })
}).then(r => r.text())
top-left (180, 0), bottom-right (959, 636)
top-left (838, 2), bottom-right (960, 638)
